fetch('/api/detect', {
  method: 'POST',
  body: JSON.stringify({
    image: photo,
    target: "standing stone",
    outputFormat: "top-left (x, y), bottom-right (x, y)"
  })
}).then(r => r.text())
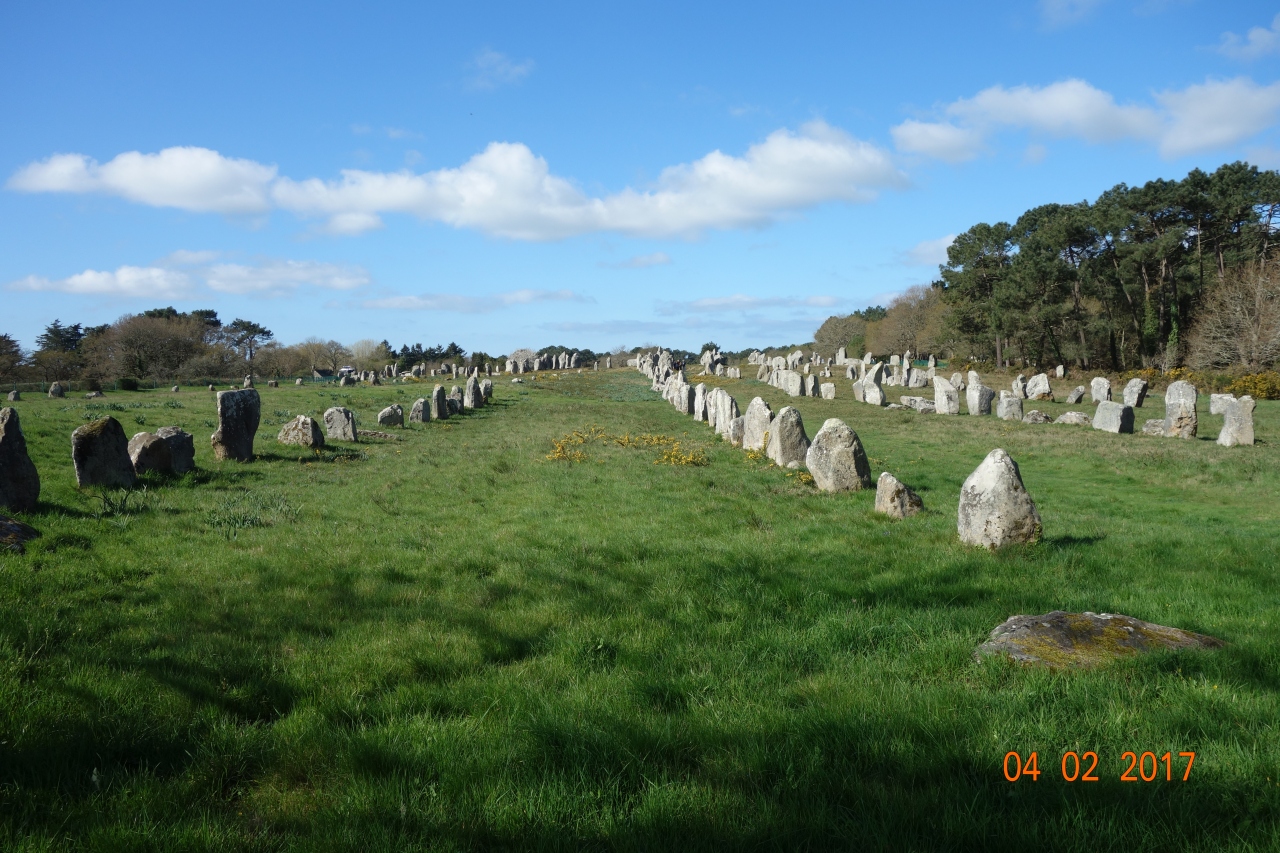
top-left (851, 379), bottom-right (865, 402)
top-left (208, 385), bottom-right (216, 392)
top-left (463, 376), bottom-right (482, 409)
top-left (874, 472), bottom-right (922, 519)
top-left (172, 385), bottom-right (180, 393)
top-left (377, 404), bottom-right (404, 427)
top-left (996, 393), bottom-right (1023, 422)
top-left (1055, 365), bottom-right (1065, 378)
top-left (1163, 381), bottom-right (1198, 439)
top-left (1209, 393), bottom-right (1235, 415)
top-left (765, 406), bottom-right (809, 469)
top-left (409, 398), bottom-right (428, 422)
top-left (951, 372), bottom-right (966, 392)
top-left (714, 392), bottom-right (740, 439)
top-left (1066, 386), bottom-right (1086, 404)
top-left (820, 382), bottom-right (836, 400)
top-left (277, 415), bottom-right (325, 448)
top-left (864, 363), bottom-right (887, 407)
top-left (1022, 410), bottom-right (1052, 424)
top-left (727, 416), bottom-right (746, 447)
top-left (1012, 375), bottom-right (1028, 399)
top-left (48, 383), bottom-right (64, 398)
top-left (72, 417), bottom-right (137, 488)
top-left (323, 407), bottom-right (357, 441)
top-left (128, 432), bottom-right (173, 475)
top-left (243, 375), bottom-right (254, 388)
top-left (692, 384), bottom-right (708, 422)
top-left (1025, 373), bottom-right (1053, 401)
top-left (1090, 377), bottom-right (1111, 403)
top-left (155, 426), bottom-right (195, 474)
top-left (805, 419), bottom-right (871, 492)
top-left (957, 449), bottom-right (1041, 549)
top-left (1217, 396), bottom-right (1255, 447)
top-left (1141, 419), bottom-right (1164, 435)
top-left (1123, 378), bottom-right (1149, 408)
top-left (6, 391), bottom-right (18, 402)
top-left (742, 397), bottom-right (773, 451)
top-left (933, 376), bottom-right (960, 415)
top-left (430, 385), bottom-right (449, 420)
top-left (210, 389), bottom-right (260, 462)
top-left (480, 379), bottom-right (493, 401)
top-left (0, 408), bottom-right (40, 511)
top-left (967, 381), bottom-right (995, 416)
top-left (1093, 401), bottom-right (1134, 434)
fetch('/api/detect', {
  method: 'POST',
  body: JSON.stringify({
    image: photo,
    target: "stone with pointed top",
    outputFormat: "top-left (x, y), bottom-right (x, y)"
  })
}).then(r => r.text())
top-left (957, 448), bottom-right (1041, 549)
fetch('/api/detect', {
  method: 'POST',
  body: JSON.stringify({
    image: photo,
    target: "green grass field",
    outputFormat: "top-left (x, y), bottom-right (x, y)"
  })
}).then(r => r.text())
top-left (2, 370), bottom-right (1278, 851)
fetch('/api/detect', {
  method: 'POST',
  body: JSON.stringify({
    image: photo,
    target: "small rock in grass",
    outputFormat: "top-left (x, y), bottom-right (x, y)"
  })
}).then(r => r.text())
top-left (1141, 418), bottom-right (1165, 436)
top-left (1022, 410), bottom-right (1052, 424)
top-left (975, 611), bottom-right (1223, 668)
top-left (277, 415), bottom-right (325, 448)
top-left (377, 405), bottom-right (404, 427)
top-left (1054, 411), bottom-right (1091, 426)
top-left (874, 472), bottom-right (921, 518)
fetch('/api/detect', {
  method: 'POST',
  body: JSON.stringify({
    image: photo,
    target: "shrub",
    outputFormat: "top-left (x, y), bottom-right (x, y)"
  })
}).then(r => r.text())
top-left (1226, 371), bottom-right (1280, 400)
top-left (118, 377), bottom-right (139, 391)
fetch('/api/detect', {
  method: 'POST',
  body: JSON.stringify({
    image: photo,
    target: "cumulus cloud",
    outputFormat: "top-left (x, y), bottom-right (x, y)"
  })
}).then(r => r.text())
top-left (205, 260), bottom-right (370, 295)
top-left (1039, 0), bottom-right (1106, 28)
top-left (893, 76), bottom-right (1280, 161)
top-left (900, 235), bottom-right (956, 266)
top-left (10, 266), bottom-right (192, 298)
top-left (1217, 14), bottom-right (1280, 61)
top-left (7, 146), bottom-right (277, 214)
top-left (12, 122), bottom-right (903, 240)
top-left (361, 288), bottom-right (588, 313)
top-left (467, 49), bottom-right (535, 91)
top-left (601, 252), bottom-right (672, 269)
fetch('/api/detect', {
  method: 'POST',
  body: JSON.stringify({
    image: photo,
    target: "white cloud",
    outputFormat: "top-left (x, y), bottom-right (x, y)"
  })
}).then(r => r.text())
top-left (7, 147), bottom-right (277, 214)
top-left (361, 288), bottom-right (588, 313)
top-left (1039, 0), bottom-right (1106, 28)
top-left (1217, 14), bottom-right (1280, 61)
top-left (602, 252), bottom-right (672, 269)
top-left (162, 249), bottom-right (221, 265)
top-left (891, 120), bottom-right (984, 162)
top-left (10, 266), bottom-right (191, 298)
top-left (467, 49), bottom-right (535, 91)
top-left (894, 76), bottom-right (1280, 162)
top-left (900, 235), bottom-right (956, 266)
top-left (656, 294), bottom-right (840, 316)
top-left (205, 260), bottom-right (370, 295)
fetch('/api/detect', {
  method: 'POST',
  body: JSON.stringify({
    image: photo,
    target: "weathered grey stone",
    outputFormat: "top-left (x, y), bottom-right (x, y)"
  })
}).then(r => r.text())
top-left (874, 472), bottom-right (921, 518)
top-left (996, 393), bottom-right (1023, 422)
top-left (338, 375), bottom-right (355, 387)
top-left (805, 419), bottom-right (871, 492)
top-left (820, 382), bottom-right (835, 400)
top-left (851, 378), bottom-right (865, 402)
top-left (975, 611), bottom-right (1223, 668)
top-left (967, 382), bottom-right (995, 416)
top-left (208, 384), bottom-right (216, 392)
top-left (1141, 418), bottom-right (1165, 436)
top-left (323, 406), bottom-right (357, 441)
top-left (72, 417), bottom-right (137, 488)
top-left (1163, 381), bottom-right (1197, 439)
top-left (463, 376), bottom-right (482, 409)
top-left (480, 379), bottom-right (493, 401)
top-left (430, 385), bottom-right (449, 420)
top-left (266, 380), bottom-right (279, 388)
top-left (1210, 393), bottom-right (1235, 415)
top-left (957, 449), bottom-right (1041, 549)
top-left (128, 432), bottom-right (173, 474)
top-left (1026, 373), bottom-right (1053, 401)
top-left (409, 398), bottom-right (428, 423)
top-left (447, 397), bottom-right (461, 415)
top-left (713, 391), bottom-right (740, 439)
top-left (1011, 374), bottom-right (1028, 399)
top-left (1066, 385), bottom-right (1086, 404)
top-left (1022, 410), bottom-right (1052, 424)
top-left (172, 385), bottom-right (180, 393)
top-left (155, 426), bottom-right (194, 473)
top-left (1090, 377), bottom-right (1111, 403)
top-left (864, 363), bottom-right (886, 406)
top-left (0, 514), bottom-right (40, 554)
top-left (295, 378), bottom-right (304, 386)
top-left (0, 408), bottom-right (40, 511)
top-left (933, 376), bottom-right (960, 414)
top-left (1122, 377), bottom-right (1148, 408)
top-left (951, 372), bottom-right (966, 391)
top-left (692, 383), bottom-right (708, 421)
top-left (1092, 401), bottom-right (1134, 434)
top-left (211, 389), bottom-right (261, 462)
top-left (48, 383), bottom-right (64, 398)
top-left (742, 397), bottom-right (773, 451)
top-left (1055, 365), bottom-right (1065, 378)
top-left (765, 406), bottom-right (809, 468)
top-left (243, 375), bottom-right (254, 388)
top-left (1217, 395), bottom-right (1255, 447)
top-left (901, 396), bottom-right (936, 414)
top-left (84, 391), bottom-right (103, 399)
top-left (277, 415), bottom-right (325, 448)
top-left (727, 415), bottom-right (746, 447)
top-left (6, 391), bottom-right (18, 402)
top-left (377, 404), bottom-right (404, 427)
top-left (1054, 412), bottom-right (1091, 426)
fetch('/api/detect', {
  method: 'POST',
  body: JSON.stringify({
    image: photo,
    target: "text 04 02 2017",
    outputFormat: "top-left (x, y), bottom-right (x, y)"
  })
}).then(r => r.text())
top-left (1002, 751), bottom-right (1196, 782)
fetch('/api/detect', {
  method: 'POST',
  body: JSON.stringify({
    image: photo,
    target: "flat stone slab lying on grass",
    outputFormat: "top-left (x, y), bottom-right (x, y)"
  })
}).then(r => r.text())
top-left (1055, 412), bottom-right (1091, 426)
top-left (0, 514), bottom-right (40, 554)
top-left (975, 611), bottom-right (1224, 668)
top-left (356, 429), bottom-right (401, 441)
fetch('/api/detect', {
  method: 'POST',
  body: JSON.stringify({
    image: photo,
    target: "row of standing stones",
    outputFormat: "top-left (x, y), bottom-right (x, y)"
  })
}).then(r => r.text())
top-left (0, 375), bottom-right (499, 511)
top-left (635, 350), bottom-right (1041, 550)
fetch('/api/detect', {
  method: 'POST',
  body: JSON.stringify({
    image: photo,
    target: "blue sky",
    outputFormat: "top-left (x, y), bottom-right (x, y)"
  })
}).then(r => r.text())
top-left (3, 1), bottom-right (1280, 355)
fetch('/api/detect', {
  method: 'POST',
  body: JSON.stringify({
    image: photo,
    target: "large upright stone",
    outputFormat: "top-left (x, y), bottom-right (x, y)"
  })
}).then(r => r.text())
top-left (378, 404), bottom-right (404, 427)
top-left (0, 408), bottom-right (40, 511)
top-left (742, 397), bottom-right (773, 451)
top-left (714, 391), bottom-right (740, 439)
top-left (805, 419), bottom-right (871, 492)
top-left (1217, 395), bottom-right (1255, 447)
top-left (692, 383), bottom-right (708, 421)
top-left (1090, 377), bottom-right (1111, 403)
top-left (1066, 386), bottom-right (1086, 404)
top-left (211, 389), bottom-right (260, 462)
top-left (819, 382), bottom-right (836, 400)
top-left (874, 472), bottom-right (921, 518)
top-left (48, 383), bottom-right (64, 398)
top-left (430, 385), bottom-right (449, 420)
top-left (996, 393), bottom-right (1023, 422)
top-left (957, 449), bottom-right (1041, 549)
top-left (864, 363), bottom-right (887, 407)
top-left (72, 417), bottom-right (137, 487)
top-left (727, 416), bottom-right (746, 447)
top-left (1011, 375), bottom-right (1028, 399)
top-left (155, 426), bottom-right (195, 473)
top-left (323, 406), bottom-right (357, 441)
top-left (480, 379), bottom-right (493, 401)
top-left (1025, 373), bottom-right (1053, 401)
top-left (409, 398), bottom-right (428, 423)
top-left (6, 391), bottom-right (18, 402)
top-left (128, 432), bottom-right (173, 475)
top-left (1092, 401), bottom-right (1134, 434)
top-left (967, 382), bottom-right (995, 416)
top-left (1122, 378), bottom-right (1148, 408)
top-left (951, 372), bottom-right (966, 391)
top-left (765, 406), bottom-right (810, 469)
top-left (1210, 393), bottom-right (1235, 415)
top-left (933, 376), bottom-right (960, 415)
top-left (1163, 381), bottom-right (1197, 439)
top-left (277, 415), bottom-right (325, 448)
top-left (463, 376), bottom-right (482, 409)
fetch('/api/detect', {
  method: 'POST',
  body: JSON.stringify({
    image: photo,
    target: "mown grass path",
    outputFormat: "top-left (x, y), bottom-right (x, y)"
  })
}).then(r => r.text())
top-left (2, 372), bottom-right (1278, 851)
